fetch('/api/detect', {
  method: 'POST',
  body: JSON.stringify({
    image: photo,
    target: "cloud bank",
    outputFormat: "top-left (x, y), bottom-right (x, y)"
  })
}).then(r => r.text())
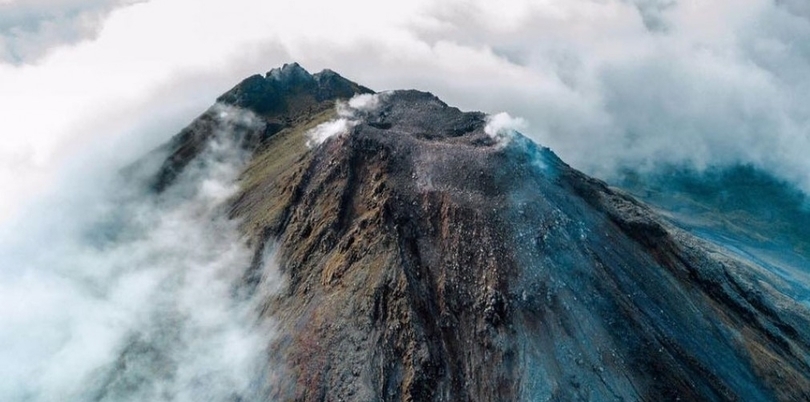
top-left (0, 106), bottom-right (278, 401)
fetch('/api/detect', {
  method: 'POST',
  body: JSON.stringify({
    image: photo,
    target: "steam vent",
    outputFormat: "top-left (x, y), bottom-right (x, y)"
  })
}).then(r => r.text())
top-left (141, 63), bottom-right (810, 401)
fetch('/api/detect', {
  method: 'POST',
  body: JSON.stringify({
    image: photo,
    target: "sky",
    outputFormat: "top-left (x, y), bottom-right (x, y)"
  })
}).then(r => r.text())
top-left (0, 0), bottom-right (809, 223)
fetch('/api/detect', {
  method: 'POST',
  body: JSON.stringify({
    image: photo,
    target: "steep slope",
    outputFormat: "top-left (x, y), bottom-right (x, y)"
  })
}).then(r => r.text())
top-left (152, 64), bottom-right (810, 401)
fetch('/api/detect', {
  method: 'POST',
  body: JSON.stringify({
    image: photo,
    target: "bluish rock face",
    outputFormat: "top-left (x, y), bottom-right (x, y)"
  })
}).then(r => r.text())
top-left (131, 64), bottom-right (810, 401)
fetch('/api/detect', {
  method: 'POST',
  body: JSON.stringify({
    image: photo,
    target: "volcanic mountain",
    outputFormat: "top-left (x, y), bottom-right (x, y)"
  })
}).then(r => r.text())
top-left (137, 63), bottom-right (810, 401)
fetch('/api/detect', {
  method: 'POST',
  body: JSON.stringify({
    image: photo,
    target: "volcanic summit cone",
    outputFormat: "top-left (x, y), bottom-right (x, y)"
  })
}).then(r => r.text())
top-left (144, 63), bottom-right (810, 401)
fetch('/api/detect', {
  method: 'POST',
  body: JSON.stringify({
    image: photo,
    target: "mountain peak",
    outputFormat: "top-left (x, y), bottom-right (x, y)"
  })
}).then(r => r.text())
top-left (152, 63), bottom-right (371, 191)
top-left (266, 61), bottom-right (315, 89)
top-left (216, 62), bottom-right (372, 116)
top-left (140, 65), bottom-right (810, 401)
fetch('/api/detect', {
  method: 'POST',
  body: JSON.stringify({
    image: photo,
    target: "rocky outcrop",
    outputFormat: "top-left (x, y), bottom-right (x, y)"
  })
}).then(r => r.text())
top-left (152, 64), bottom-right (810, 401)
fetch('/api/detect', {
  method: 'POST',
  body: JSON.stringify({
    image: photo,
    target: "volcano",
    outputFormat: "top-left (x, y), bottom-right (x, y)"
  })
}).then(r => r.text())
top-left (136, 63), bottom-right (810, 401)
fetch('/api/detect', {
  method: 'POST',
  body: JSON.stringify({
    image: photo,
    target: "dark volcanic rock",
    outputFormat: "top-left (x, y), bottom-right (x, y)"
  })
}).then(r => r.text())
top-left (150, 64), bottom-right (810, 401)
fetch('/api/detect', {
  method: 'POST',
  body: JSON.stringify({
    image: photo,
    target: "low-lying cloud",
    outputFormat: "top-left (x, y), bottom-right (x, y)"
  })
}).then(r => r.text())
top-left (0, 106), bottom-right (279, 401)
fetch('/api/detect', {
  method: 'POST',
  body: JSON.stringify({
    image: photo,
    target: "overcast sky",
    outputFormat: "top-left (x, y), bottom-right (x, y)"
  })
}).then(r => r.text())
top-left (1, 0), bottom-right (810, 222)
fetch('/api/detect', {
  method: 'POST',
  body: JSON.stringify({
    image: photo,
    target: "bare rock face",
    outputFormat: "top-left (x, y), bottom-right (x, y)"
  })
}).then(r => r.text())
top-left (152, 64), bottom-right (810, 401)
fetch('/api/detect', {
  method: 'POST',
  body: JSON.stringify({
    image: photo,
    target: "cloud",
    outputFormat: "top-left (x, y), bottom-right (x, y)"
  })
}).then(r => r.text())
top-left (0, 0), bottom-right (142, 63)
top-left (778, 0), bottom-right (810, 20)
top-left (630, 0), bottom-right (677, 32)
top-left (0, 106), bottom-right (279, 401)
top-left (382, 0), bottom-right (810, 191)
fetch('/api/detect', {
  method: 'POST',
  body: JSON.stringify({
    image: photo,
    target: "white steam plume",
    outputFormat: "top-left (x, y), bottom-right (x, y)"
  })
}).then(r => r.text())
top-left (485, 112), bottom-right (527, 145)
top-left (306, 93), bottom-right (383, 148)
top-left (306, 118), bottom-right (354, 148)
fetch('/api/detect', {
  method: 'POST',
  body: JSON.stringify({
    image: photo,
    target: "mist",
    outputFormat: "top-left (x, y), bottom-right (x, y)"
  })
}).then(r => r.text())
top-left (0, 105), bottom-right (279, 401)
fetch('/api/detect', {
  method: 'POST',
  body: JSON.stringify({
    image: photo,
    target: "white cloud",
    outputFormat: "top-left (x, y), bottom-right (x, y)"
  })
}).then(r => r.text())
top-left (397, 0), bottom-right (810, 190)
top-left (0, 106), bottom-right (278, 401)
top-left (0, 0), bottom-right (143, 63)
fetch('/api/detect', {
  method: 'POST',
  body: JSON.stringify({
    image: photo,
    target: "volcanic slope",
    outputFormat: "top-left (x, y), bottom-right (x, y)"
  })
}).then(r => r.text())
top-left (146, 63), bottom-right (810, 401)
